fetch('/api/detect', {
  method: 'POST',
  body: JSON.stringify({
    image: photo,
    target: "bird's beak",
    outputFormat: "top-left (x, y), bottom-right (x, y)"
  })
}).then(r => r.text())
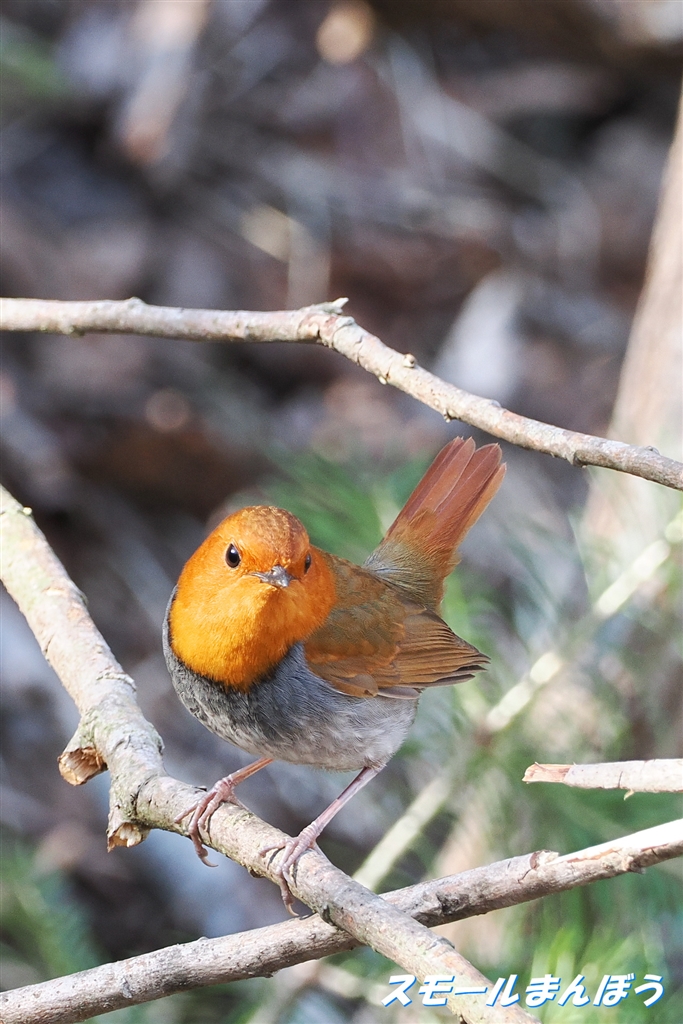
top-left (252, 565), bottom-right (293, 589)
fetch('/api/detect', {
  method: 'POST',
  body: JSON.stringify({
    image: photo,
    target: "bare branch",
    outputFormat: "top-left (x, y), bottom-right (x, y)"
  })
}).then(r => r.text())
top-left (0, 484), bottom-right (539, 1024)
top-left (2, 817), bottom-right (681, 1024)
top-left (1, 295), bottom-right (681, 491)
top-left (524, 760), bottom-right (683, 792)
top-left (0, 489), bottom-right (165, 847)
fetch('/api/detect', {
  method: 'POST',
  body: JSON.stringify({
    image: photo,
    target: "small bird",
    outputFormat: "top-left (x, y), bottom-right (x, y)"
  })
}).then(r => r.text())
top-left (164, 437), bottom-right (504, 908)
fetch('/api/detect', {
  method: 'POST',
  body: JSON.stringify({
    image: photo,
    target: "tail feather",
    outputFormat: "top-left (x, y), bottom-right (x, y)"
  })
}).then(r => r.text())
top-left (365, 438), bottom-right (505, 608)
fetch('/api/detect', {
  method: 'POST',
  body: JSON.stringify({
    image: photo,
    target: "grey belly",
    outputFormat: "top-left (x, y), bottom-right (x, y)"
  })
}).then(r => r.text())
top-left (163, 619), bottom-right (417, 772)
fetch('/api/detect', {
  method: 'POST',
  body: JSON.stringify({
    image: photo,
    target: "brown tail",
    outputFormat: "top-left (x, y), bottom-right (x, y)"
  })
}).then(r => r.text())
top-left (365, 438), bottom-right (505, 608)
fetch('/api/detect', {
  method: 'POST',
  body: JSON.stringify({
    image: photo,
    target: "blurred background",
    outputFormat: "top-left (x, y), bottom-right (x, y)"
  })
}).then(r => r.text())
top-left (0, 1), bottom-right (681, 1022)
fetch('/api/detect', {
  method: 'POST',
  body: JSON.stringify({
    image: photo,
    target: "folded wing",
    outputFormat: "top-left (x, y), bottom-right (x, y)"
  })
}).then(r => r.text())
top-left (304, 553), bottom-right (486, 699)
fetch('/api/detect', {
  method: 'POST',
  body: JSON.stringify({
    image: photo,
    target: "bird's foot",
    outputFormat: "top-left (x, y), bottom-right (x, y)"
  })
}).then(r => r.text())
top-left (260, 823), bottom-right (321, 914)
top-left (175, 777), bottom-right (247, 865)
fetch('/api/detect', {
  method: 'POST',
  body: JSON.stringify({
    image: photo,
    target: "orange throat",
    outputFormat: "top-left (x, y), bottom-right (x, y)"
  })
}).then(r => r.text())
top-left (169, 549), bottom-right (335, 690)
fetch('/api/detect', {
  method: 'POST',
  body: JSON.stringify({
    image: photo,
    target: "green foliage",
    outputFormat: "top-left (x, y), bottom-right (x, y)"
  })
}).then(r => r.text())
top-left (263, 449), bottom-right (387, 563)
top-left (0, 838), bottom-right (99, 984)
top-left (0, 838), bottom-right (185, 1022)
top-left (0, 20), bottom-right (70, 108)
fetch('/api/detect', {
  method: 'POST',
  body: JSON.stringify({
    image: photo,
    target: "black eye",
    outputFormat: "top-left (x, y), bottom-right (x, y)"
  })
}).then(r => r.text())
top-left (226, 544), bottom-right (241, 568)
top-left (304, 553), bottom-right (312, 574)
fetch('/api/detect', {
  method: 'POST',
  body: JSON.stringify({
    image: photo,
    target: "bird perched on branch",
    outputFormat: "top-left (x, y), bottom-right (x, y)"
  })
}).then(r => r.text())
top-left (164, 437), bottom-right (505, 909)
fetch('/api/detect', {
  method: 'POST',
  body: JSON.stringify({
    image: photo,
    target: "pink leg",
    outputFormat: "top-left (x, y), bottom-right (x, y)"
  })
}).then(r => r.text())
top-left (176, 756), bottom-right (273, 864)
top-left (261, 764), bottom-right (383, 912)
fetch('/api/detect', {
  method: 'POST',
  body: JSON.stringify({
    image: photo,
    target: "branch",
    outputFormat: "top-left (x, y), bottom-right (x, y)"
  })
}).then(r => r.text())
top-left (524, 760), bottom-right (683, 793)
top-left (0, 484), bottom-right (537, 1024)
top-left (1, 296), bottom-right (681, 491)
top-left (2, 818), bottom-right (681, 1024)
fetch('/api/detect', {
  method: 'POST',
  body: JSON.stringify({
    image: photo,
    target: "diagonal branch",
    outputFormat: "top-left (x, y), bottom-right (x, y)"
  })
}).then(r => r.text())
top-left (1, 817), bottom-right (681, 1024)
top-left (524, 759), bottom-right (683, 792)
top-left (1, 295), bottom-right (681, 491)
top-left (0, 484), bottom-right (538, 1024)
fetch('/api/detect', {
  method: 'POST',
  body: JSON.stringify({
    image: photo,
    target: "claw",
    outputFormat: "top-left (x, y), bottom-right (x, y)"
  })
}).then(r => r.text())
top-left (177, 776), bottom-right (247, 866)
top-left (175, 758), bottom-right (273, 864)
top-left (260, 825), bottom-right (320, 913)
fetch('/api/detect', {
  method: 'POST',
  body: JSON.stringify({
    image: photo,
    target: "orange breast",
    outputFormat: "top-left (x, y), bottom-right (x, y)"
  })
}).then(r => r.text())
top-left (169, 541), bottom-right (336, 690)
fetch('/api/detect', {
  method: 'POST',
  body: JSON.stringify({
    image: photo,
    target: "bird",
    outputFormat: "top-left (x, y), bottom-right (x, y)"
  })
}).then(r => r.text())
top-left (164, 437), bottom-right (505, 909)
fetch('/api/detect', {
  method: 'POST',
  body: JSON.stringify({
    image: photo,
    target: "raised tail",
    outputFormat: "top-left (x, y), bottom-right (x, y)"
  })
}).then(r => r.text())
top-left (364, 438), bottom-right (505, 608)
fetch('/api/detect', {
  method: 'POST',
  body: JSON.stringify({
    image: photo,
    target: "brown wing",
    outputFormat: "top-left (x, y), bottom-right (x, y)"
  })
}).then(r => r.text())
top-left (304, 554), bottom-right (486, 699)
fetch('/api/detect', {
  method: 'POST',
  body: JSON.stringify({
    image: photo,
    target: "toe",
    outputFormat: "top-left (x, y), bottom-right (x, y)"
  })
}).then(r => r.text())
top-left (174, 800), bottom-right (200, 825)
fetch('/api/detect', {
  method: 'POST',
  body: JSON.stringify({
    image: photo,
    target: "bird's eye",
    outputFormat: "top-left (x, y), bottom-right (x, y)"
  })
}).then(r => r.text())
top-left (226, 544), bottom-right (241, 568)
top-left (304, 553), bottom-right (312, 574)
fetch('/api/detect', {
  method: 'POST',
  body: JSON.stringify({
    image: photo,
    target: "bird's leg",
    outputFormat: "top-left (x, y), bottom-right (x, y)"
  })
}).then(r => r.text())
top-left (176, 756), bottom-right (273, 864)
top-left (261, 764), bottom-right (383, 912)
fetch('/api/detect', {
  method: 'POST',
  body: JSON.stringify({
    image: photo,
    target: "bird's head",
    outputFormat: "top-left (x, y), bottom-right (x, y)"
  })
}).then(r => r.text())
top-left (168, 506), bottom-right (335, 689)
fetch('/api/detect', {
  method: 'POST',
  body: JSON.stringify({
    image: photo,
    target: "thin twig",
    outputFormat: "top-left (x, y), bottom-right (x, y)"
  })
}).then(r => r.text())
top-left (1, 817), bottom-right (681, 1024)
top-left (0, 484), bottom-right (537, 1024)
top-left (1, 296), bottom-right (681, 491)
top-left (524, 760), bottom-right (683, 793)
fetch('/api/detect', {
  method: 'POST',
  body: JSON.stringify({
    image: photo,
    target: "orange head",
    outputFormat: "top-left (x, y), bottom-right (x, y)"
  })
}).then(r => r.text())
top-left (168, 506), bottom-right (335, 690)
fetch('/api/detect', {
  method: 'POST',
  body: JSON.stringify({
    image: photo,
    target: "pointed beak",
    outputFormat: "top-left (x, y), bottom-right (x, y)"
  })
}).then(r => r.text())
top-left (252, 564), bottom-right (293, 589)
